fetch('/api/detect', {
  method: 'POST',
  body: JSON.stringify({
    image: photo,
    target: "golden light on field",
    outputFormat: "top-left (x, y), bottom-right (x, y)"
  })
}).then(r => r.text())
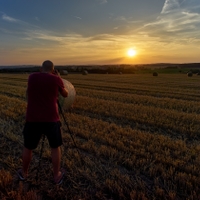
top-left (127, 48), bottom-right (137, 57)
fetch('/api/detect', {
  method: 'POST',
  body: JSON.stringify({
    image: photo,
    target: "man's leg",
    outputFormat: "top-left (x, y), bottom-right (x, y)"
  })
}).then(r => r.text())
top-left (51, 147), bottom-right (62, 182)
top-left (22, 147), bottom-right (32, 177)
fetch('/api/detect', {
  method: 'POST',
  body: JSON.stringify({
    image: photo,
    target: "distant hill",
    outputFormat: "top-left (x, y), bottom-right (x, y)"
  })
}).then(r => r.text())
top-left (0, 63), bottom-right (200, 74)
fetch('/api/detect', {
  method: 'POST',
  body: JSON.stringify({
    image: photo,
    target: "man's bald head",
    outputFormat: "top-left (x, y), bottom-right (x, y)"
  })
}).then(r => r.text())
top-left (42, 60), bottom-right (54, 72)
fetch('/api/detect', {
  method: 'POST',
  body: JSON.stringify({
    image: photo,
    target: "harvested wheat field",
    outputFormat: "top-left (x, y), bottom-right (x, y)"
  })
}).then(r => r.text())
top-left (0, 73), bottom-right (200, 200)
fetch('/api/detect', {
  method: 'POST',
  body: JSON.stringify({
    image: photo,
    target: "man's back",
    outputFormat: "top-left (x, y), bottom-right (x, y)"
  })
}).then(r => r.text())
top-left (26, 72), bottom-right (65, 122)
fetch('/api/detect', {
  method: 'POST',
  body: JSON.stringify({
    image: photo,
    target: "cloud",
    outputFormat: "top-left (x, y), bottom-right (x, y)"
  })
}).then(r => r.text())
top-left (115, 16), bottom-right (140, 23)
top-left (161, 0), bottom-right (200, 14)
top-left (0, 13), bottom-right (80, 45)
top-left (35, 17), bottom-right (40, 21)
top-left (97, 0), bottom-right (108, 4)
top-left (25, 31), bottom-right (63, 42)
top-left (74, 16), bottom-right (82, 20)
top-left (88, 34), bottom-right (117, 41)
top-left (141, 0), bottom-right (200, 42)
top-left (115, 16), bottom-right (127, 22)
top-left (0, 13), bottom-right (44, 38)
top-left (0, 28), bottom-right (14, 34)
top-left (2, 14), bottom-right (17, 22)
top-left (161, 0), bottom-right (180, 14)
top-left (1, 13), bottom-right (40, 28)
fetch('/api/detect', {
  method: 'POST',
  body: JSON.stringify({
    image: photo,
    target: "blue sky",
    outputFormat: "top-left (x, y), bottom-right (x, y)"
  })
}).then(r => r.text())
top-left (0, 0), bottom-right (200, 65)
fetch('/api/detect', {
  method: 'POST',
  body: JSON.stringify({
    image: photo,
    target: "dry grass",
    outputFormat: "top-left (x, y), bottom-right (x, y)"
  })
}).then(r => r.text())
top-left (0, 73), bottom-right (200, 200)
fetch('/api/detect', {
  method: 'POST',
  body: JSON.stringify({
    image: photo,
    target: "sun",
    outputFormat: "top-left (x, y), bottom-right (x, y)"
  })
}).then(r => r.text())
top-left (127, 48), bottom-right (137, 57)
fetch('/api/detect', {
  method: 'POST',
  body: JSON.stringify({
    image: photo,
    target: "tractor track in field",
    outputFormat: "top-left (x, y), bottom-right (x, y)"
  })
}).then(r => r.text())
top-left (72, 109), bottom-right (199, 144)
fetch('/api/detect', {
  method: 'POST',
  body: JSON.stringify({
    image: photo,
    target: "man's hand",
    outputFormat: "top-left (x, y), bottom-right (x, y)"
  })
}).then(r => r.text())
top-left (52, 69), bottom-right (61, 77)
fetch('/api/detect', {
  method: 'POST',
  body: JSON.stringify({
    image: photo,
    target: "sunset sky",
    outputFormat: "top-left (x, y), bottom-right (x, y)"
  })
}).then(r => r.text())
top-left (0, 0), bottom-right (200, 65)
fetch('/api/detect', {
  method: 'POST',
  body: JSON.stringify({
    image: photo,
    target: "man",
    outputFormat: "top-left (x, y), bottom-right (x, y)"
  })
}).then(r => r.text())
top-left (17, 60), bottom-right (68, 185)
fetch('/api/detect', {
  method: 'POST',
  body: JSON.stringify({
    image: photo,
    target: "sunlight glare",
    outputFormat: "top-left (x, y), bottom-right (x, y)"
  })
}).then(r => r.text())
top-left (127, 48), bottom-right (137, 57)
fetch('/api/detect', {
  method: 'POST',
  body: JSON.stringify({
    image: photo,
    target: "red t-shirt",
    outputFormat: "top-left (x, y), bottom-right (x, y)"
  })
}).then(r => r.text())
top-left (26, 72), bottom-right (65, 122)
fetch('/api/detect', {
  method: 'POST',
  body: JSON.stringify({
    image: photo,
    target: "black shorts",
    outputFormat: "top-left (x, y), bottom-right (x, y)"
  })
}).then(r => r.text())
top-left (23, 121), bottom-right (63, 150)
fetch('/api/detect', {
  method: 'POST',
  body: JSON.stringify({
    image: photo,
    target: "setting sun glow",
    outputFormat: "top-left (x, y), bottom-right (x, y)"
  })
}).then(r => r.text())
top-left (127, 48), bottom-right (137, 57)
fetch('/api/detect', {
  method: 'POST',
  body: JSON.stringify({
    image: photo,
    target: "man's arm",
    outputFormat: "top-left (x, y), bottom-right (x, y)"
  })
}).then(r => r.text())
top-left (53, 69), bottom-right (68, 97)
top-left (60, 88), bottom-right (68, 97)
